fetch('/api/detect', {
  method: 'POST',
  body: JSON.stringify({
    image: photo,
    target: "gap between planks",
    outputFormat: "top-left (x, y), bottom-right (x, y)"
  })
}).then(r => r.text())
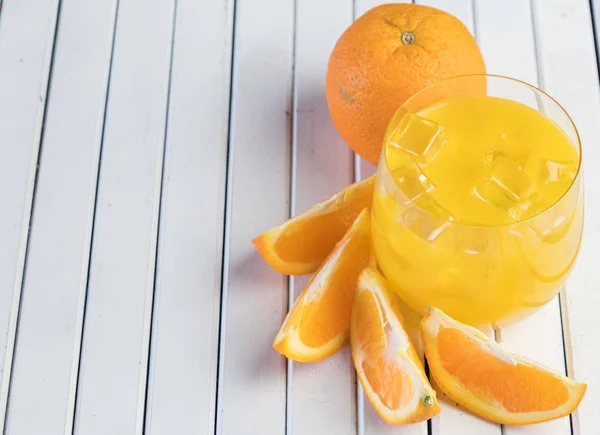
top-left (285, 0), bottom-right (299, 431)
top-left (137, 0), bottom-right (179, 433)
top-left (213, 0), bottom-right (241, 432)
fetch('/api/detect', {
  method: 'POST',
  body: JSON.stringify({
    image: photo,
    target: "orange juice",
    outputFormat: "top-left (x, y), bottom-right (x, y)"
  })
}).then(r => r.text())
top-left (372, 95), bottom-right (583, 325)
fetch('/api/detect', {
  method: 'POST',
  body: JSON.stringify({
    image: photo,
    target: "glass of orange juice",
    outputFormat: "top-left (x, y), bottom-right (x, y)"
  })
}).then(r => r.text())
top-left (372, 74), bottom-right (583, 326)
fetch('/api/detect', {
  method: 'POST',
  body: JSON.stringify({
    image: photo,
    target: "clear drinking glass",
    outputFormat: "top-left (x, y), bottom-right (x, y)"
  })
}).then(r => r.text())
top-left (371, 75), bottom-right (583, 326)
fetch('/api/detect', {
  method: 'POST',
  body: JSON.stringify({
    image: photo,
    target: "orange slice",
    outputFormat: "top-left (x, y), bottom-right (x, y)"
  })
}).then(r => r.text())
top-left (421, 307), bottom-right (586, 426)
top-left (273, 209), bottom-right (373, 362)
top-left (253, 176), bottom-right (374, 275)
top-left (351, 268), bottom-right (440, 424)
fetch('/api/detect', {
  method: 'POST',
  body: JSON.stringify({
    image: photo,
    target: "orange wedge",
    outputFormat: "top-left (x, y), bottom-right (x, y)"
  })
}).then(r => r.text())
top-left (253, 176), bottom-right (374, 275)
top-left (351, 268), bottom-right (440, 424)
top-left (421, 307), bottom-right (586, 426)
top-left (273, 209), bottom-right (373, 362)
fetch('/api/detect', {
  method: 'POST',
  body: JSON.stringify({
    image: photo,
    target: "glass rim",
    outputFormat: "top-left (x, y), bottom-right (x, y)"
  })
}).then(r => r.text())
top-left (381, 73), bottom-right (583, 229)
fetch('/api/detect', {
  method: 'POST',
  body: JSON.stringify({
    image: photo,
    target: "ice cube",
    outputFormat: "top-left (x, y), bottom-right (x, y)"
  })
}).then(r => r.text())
top-left (510, 166), bottom-right (578, 223)
top-left (387, 113), bottom-right (446, 167)
top-left (508, 192), bottom-right (542, 221)
top-left (474, 154), bottom-right (534, 211)
top-left (527, 202), bottom-right (577, 243)
top-left (455, 228), bottom-right (498, 255)
top-left (483, 150), bottom-right (501, 165)
top-left (533, 215), bottom-right (569, 240)
top-left (509, 184), bottom-right (578, 242)
top-left (390, 160), bottom-right (435, 205)
top-left (398, 194), bottom-right (454, 242)
top-left (538, 158), bottom-right (578, 184)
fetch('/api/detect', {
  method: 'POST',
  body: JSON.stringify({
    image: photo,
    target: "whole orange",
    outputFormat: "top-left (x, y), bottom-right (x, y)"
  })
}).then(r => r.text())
top-left (326, 4), bottom-right (486, 164)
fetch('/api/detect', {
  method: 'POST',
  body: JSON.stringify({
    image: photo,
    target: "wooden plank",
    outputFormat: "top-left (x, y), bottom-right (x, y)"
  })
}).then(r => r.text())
top-left (416, 0), bottom-right (474, 31)
top-left (352, 2), bottom-right (426, 435)
top-left (215, 0), bottom-right (294, 433)
top-left (288, 0), bottom-right (356, 434)
top-left (354, 0), bottom-right (472, 184)
top-left (476, 2), bottom-right (572, 434)
top-left (352, 0), bottom-right (378, 181)
top-left (360, 301), bottom-right (428, 435)
top-left (143, 0), bottom-right (234, 433)
top-left (354, 0), bottom-right (472, 185)
top-left (2, 1), bottom-right (118, 434)
top-left (0, 0), bottom-right (60, 427)
top-left (72, 0), bottom-right (175, 433)
top-left (353, 0), bottom-right (377, 184)
top-left (409, 2), bottom-right (500, 434)
top-left (533, 1), bottom-right (600, 434)
top-left (474, 1), bottom-right (537, 84)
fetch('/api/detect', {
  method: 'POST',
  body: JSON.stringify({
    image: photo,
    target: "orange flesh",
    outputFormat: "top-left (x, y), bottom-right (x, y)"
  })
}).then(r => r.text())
top-left (356, 291), bottom-right (414, 410)
top-left (297, 227), bottom-right (372, 347)
top-left (273, 186), bottom-right (373, 263)
top-left (438, 327), bottom-right (569, 412)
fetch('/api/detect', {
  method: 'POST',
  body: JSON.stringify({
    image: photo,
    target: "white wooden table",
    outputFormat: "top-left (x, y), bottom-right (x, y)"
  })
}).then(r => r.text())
top-left (1, 0), bottom-right (599, 434)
